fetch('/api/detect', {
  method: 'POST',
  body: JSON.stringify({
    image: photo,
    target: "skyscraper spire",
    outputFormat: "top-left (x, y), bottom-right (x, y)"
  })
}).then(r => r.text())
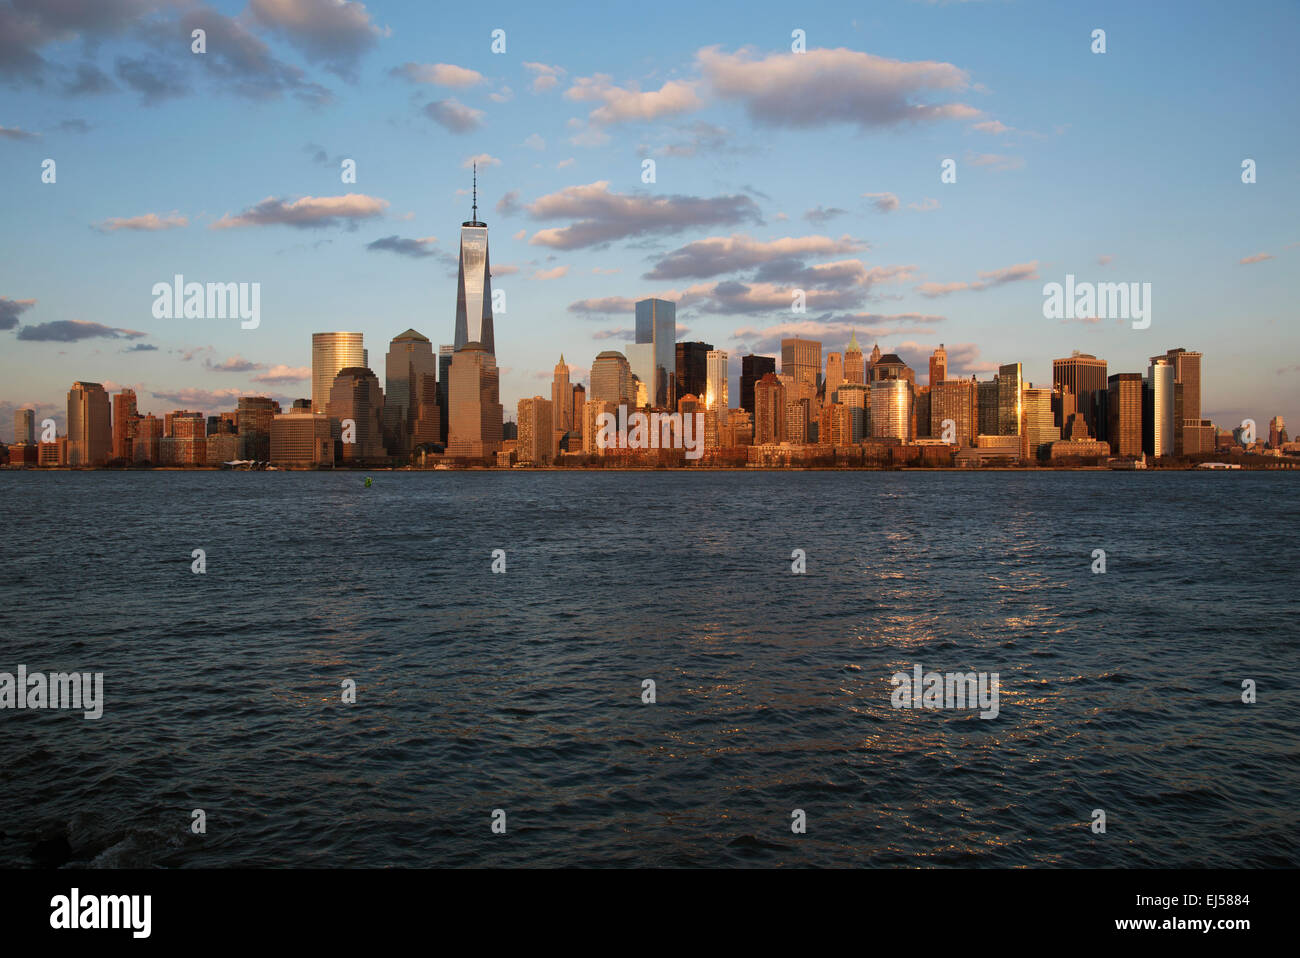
top-left (472, 162), bottom-right (478, 222)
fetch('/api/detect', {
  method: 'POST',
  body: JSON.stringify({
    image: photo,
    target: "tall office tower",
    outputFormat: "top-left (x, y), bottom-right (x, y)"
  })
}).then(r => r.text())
top-left (929, 344), bottom-right (948, 386)
top-left (571, 384), bottom-right (586, 440)
top-left (132, 414), bottom-right (162, 463)
top-left (1161, 347), bottom-right (1202, 454)
top-left (868, 342), bottom-right (882, 378)
top-left (312, 332), bottom-right (365, 414)
top-left (437, 345), bottom-right (454, 444)
top-left (1021, 386), bottom-right (1060, 461)
top-left (453, 166), bottom-right (495, 355)
top-left (517, 396), bottom-right (555, 465)
top-left (977, 378), bottom-right (1000, 435)
top-left (551, 355), bottom-right (573, 433)
top-left (628, 298), bottom-right (676, 408)
top-left (66, 382), bottom-right (111, 467)
top-left (1162, 348), bottom-right (1202, 419)
top-left (328, 367), bottom-right (386, 461)
top-left (914, 387), bottom-right (931, 438)
top-left (1107, 373), bottom-right (1144, 457)
top-left (837, 382), bottom-right (869, 441)
top-left (1052, 351), bottom-right (1108, 440)
top-left (590, 350), bottom-right (634, 404)
top-left (930, 379), bottom-right (975, 447)
top-left (383, 329), bottom-right (436, 454)
top-left (675, 341), bottom-right (712, 402)
top-left (740, 354), bottom-right (776, 415)
top-left (754, 373), bottom-right (787, 444)
top-left (844, 331), bottom-right (865, 385)
top-left (14, 408), bottom-right (35, 445)
top-left (111, 389), bottom-right (137, 461)
top-left (824, 352), bottom-right (844, 404)
top-left (997, 362), bottom-right (1023, 436)
top-left (1145, 358), bottom-right (1174, 457)
top-left (410, 370), bottom-right (441, 448)
top-left (706, 350), bottom-right (729, 420)
top-left (1270, 416), bottom-right (1287, 448)
top-left (237, 396), bottom-right (281, 461)
top-left (446, 343), bottom-right (503, 459)
top-left (870, 379), bottom-right (911, 440)
top-left (781, 338), bottom-right (821, 400)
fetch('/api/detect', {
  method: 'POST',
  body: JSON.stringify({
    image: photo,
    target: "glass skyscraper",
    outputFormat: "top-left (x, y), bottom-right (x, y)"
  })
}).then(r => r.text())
top-left (312, 332), bottom-right (365, 414)
top-left (453, 168), bottom-right (494, 355)
top-left (631, 298), bottom-right (675, 408)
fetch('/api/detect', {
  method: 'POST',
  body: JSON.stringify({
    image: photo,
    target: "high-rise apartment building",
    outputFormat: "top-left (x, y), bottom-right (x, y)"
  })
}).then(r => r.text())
top-left (930, 378), bottom-right (976, 447)
top-left (517, 396), bottom-right (555, 465)
top-left (312, 332), bottom-right (365, 414)
top-left (111, 389), bottom-right (137, 461)
top-left (754, 373), bottom-right (787, 444)
top-left (870, 379), bottom-right (911, 440)
top-left (237, 396), bottom-right (281, 461)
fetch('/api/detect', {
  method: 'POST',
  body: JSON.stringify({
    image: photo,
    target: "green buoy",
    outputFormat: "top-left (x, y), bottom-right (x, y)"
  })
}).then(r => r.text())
top-left (364, 476), bottom-right (372, 487)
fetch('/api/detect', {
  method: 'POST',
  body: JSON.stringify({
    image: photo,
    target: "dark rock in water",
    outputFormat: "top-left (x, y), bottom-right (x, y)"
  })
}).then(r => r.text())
top-left (31, 832), bottom-right (73, 868)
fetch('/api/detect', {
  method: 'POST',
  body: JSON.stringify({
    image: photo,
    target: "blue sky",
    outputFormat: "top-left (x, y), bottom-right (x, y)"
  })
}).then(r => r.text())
top-left (2, 0), bottom-right (1297, 439)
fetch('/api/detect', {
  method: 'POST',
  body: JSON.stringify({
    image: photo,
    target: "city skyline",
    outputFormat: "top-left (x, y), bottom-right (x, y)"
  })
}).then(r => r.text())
top-left (1, 0), bottom-right (1297, 441)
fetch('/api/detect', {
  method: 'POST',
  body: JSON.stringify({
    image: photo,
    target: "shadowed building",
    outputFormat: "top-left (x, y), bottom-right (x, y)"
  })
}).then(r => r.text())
top-left (740, 354), bottom-right (776, 416)
top-left (238, 396), bottom-right (280, 461)
top-left (447, 343), bottom-right (503, 460)
top-left (66, 382), bottom-right (111, 467)
top-left (1108, 373), bottom-right (1143, 457)
top-left (328, 368), bottom-right (386, 462)
top-left (271, 412), bottom-right (334, 467)
top-left (1052, 351), bottom-right (1108, 441)
top-left (384, 329), bottom-right (437, 454)
top-left (14, 408), bottom-right (35, 445)
top-left (754, 372), bottom-right (787, 445)
top-left (782, 338), bottom-right (821, 402)
top-left (676, 341), bottom-right (711, 404)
